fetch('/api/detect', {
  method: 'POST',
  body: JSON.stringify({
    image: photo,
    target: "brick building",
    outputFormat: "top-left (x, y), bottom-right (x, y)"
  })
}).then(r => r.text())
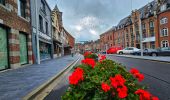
top-left (100, 0), bottom-right (170, 50)
top-left (155, 0), bottom-right (170, 48)
top-left (63, 28), bottom-right (75, 55)
top-left (0, 0), bottom-right (33, 70)
top-left (100, 27), bottom-right (115, 51)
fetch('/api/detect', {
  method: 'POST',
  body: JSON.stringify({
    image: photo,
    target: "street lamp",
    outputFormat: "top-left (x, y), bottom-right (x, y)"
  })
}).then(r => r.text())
top-left (139, 13), bottom-right (143, 56)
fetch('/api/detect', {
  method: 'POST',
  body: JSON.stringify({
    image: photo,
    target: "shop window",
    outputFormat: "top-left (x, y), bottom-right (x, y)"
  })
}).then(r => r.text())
top-left (39, 15), bottom-right (43, 32)
top-left (0, 0), bottom-right (5, 5)
top-left (161, 28), bottom-right (168, 37)
top-left (160, 17), bottom-right (168, 24)
top-left (18, 0), bottom-right (26, 18)
top-left (161, 40), bottom-right (169, 47)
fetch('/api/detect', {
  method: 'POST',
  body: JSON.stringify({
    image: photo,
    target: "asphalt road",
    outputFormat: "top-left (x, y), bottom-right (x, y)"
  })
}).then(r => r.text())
top-left (107, 55), bottom-right (170, 100)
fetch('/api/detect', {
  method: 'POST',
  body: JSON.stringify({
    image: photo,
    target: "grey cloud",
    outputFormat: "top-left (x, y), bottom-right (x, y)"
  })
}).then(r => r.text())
top-left (48, 0), bottom-right (153, 41)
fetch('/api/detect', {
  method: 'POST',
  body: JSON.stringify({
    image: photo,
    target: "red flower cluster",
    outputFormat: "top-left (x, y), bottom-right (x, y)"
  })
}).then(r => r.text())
top-left (99, 55), bottom-right (106, 62)
top-left (84, 51), bottom-right (92, 57)
top-left (69, 67), bottom-right (84, 85)
top-left (135, 89), bottom-right (159, 100)
top-left (101, 82), bottom-right (110, 92)
top-left (110, 74), bottom-right (128, 99)
top-left (81, 58), bottom-right (96, 68)
top-left (130, 68), bottom-right (144, 82)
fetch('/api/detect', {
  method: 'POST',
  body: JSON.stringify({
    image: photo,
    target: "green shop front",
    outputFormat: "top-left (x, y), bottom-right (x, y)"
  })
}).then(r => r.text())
top-left (0, 26), bottom-right (9, 70)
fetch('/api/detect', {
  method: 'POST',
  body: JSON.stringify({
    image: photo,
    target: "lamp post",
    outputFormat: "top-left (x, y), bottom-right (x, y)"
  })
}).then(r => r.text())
top-left (139, 14), bottom-right (143, 56)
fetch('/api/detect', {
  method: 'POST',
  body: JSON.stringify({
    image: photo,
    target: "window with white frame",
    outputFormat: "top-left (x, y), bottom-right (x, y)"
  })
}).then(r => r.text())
top-left (149, 21), bottom-right (154, 28)
top-left (161, 40), bottom-right (169, 47)
top-left (160, 17), bottom-right (168, 24)
top-left (18, 0), bottom-right (26, 18)
top-left (161, 28), bottom-right (168, 37)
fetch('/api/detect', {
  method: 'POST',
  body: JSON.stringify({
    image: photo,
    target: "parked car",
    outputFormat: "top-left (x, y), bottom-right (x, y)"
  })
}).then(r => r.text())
top-left (117, 47), bottom-right (140, 54)
top-left (132, 47), bottom-right (170, 56)
top-left (131, 48), bottom-right (157, 56)
top-left (107, 46), bottom-right (123, 54)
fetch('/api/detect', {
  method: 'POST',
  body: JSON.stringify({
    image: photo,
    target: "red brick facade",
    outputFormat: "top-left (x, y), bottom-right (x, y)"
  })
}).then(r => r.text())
top-left (0, 0), bottom-right (32, 69)
top-left (100, 27), bottom-right (114, 51)
top-left (156, 10), bottom-right (170, 48)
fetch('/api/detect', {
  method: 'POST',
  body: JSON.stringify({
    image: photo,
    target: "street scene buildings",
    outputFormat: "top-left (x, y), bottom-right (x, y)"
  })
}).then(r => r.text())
top-left (98, 0), bottom-right (170, 52)
top-left (0, 0), bottom-right (170, 100)
top-left (0, 0), bottom-right (75, 70)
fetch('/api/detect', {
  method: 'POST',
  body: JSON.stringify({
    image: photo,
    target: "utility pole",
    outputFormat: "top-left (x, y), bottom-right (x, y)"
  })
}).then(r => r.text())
top-left (35, 0), bottom-right (40, 64)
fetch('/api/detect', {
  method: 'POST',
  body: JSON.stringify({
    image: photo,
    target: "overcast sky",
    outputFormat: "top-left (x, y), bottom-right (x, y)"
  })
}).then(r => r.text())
top-left (47, 0), bottom-right (153, 42)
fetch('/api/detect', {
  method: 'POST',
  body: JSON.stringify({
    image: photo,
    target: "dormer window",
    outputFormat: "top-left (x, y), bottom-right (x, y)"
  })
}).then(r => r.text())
top-left (160, 4), bottom-right (167, 11)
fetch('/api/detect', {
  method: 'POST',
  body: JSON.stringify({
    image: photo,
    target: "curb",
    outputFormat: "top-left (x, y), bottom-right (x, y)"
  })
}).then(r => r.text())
top-left (113, 55), bottom-right (170, 64)
top-left (23, 55), bottom-right (81, 100)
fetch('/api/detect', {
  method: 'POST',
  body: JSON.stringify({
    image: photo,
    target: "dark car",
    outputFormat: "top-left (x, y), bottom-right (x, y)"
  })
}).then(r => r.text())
top-left (131, 48), bottom-right (156, 56)
top-left (132, 48), bottom-right (170, 56)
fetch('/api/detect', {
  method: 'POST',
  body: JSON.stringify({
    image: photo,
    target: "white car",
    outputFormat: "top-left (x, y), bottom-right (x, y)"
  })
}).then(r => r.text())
top-left (117, 47), bottom-right (140, 54)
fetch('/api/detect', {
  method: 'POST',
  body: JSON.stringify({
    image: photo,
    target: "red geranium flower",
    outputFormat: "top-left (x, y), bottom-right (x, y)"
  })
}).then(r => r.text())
top-left (117, 85), bottom-right (128, 99)
top-left (101, 82), bottom-right (110, 92)
top-left (152, 96), bottom-right (159, 100)
top-left (130, 68), bottom-right (145, 82)
top-left (81, 58), bottom-right (96, 68)
top-left (130, 68), bottom-right (139, 74)
top-left (69, 67), bottom-right (84, 85)
top-left (110, 74), bottom-right (126, 88)
top-left (135, 89), bottom-right (152, 100)
top-left (134, 73), bottom-right (144, 82)
top-left (84, 51), bottom-right (92, 57)
top-left (99, 55), bottom-right (106, 62)
top-left (110, 74), bottom-right (128, 98)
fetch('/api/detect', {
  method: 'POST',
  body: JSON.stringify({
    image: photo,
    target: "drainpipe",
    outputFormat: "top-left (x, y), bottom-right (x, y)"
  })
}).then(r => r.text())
top-left (35, 0), bottom-right (40, 64)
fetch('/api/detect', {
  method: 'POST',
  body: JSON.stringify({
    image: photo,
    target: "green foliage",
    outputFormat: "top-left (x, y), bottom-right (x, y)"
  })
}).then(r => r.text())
top-left (84, 53), bottom-right (98, 61)
top-left (62, 60), bottom-right (145, 100)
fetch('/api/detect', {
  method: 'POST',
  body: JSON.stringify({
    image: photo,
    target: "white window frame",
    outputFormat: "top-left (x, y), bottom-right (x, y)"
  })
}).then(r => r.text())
top-left (160, 17), bottom-right (168, 24)
top-left (160, 28), bottom-right (168, 37)
top-left (161, 40), bottom-right (169, 47)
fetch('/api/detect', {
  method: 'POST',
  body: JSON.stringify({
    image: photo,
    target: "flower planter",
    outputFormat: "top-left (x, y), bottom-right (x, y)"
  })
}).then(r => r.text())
top-left (62, 53), bottom-right (159, 100)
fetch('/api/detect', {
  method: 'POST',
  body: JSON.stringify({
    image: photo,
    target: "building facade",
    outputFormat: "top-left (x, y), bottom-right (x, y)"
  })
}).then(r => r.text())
top-left (51, 5), bottom-right (63, 58)
top-left (155, 0), bottom-right (170, 48)
top-left (0, 0), bottom-right (33, 70)
top-left (100, 0), bottom-right (170, 50)
top-left (30, 0), bottom-right (53, 63)
top-left (100, 27), bottom-right (115, 51)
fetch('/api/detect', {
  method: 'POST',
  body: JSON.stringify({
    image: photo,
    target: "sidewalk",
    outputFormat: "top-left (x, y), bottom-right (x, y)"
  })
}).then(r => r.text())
top-left (0, 54), bottom-right (80, 100)
top-left (114, 54), bottom-right (170, 63)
